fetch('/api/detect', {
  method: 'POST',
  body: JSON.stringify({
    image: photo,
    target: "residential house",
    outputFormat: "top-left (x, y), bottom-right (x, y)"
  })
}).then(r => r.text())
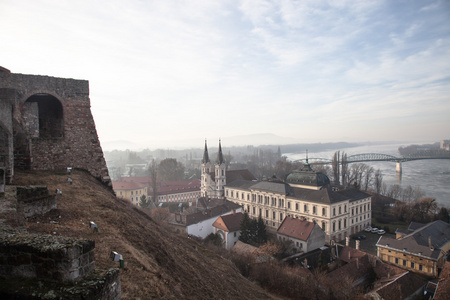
top-left (213, 212), bottom-right (244, 249)
top-left (167, 199), bottom-right (242, 239)
top-left (376, 220), bottom-right (450, 277)
top-left (277, 216), bottom-right (325, 253)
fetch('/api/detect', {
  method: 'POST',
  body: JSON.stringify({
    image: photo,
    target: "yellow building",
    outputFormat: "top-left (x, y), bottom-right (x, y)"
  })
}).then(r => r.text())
top-left (112, 181), bottom-right (148, 206)
top-left (376, 220), bottom-right (450, 277)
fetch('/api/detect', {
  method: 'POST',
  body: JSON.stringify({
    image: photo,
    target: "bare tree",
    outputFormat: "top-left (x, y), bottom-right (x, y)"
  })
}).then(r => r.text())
top-left (332, 151), bottom-right (340, 185)
top-left (341, 152), bottom-right (348, 186)
top-left (158, 158), bottom-right (185, 181)
top-left (362, 165), bottom-right (374, 191)
top-left (148, 159), bottom-right (158, 202)
top-left (373, 169), bottom-right (383, 194)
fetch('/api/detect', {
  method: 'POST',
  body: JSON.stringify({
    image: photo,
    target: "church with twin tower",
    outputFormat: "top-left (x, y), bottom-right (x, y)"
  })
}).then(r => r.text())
top-left (201, 140), bottom-right (226, 199)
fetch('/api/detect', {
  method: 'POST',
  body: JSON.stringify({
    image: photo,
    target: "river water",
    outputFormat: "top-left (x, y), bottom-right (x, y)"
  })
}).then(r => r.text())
top-left (285, 143), bottom-right (450, 207)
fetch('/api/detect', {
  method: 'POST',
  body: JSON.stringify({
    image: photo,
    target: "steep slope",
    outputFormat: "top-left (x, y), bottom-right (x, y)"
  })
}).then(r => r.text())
top-left (13, 170), bottom-right (272, 299)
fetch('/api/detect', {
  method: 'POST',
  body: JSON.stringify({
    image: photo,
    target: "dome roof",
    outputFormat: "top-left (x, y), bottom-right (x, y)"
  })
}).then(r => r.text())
top-left (286, 170), bottom-right (330, 188)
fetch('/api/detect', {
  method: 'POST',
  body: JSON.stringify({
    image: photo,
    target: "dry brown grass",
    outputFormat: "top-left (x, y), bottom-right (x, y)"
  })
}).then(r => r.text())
top-left (14, 170), bottom-right (273, 299)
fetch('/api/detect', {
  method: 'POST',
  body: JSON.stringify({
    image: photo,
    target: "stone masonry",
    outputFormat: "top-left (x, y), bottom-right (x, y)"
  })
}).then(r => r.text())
top-left (0, 67), bottom-right (110, 186)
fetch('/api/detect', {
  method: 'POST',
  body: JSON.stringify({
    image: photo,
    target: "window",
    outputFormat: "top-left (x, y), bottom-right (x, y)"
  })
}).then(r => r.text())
top-left (338, 220), bottom-right (341, 230)
top-left (280, 213), bottom-right (283, 221)
top-left (288, 202), bottom-right (291, 209)
top-left (339, 206), bottom-right (341, 214)
top-left (333, 208), bottom-right (336, 216)
top-left (259, 208), bottom-right (262, 216)
top-left (234, 232), bottom-right (237, 237)
top-left (344, 205), bottom-right (347, 212)
top-left (403, 260), bottom-right (407, 266)
top-left (296, 203), bottom-right (299, 211)
top-left (322, 208), bottom-right (326, 216)
top-left (313, 206), bottom-right (316, 214)
top-left (131, 191), bottom-right (134, 195)
top-left (411, 262), bottom-right (415, 269)
top-left (252, 207), bottom-right (255, 215)
top-left (322, 222), bottom-right (326, 231)
top-left (333, 222), bottom-right (336, 232)
top-left (344, 219), bottom-right (346, 228)
top-left (304, 204), bottom-right (308, 212)
top-left (395, 258), bottom-right (399, 264)
top-left (419, 264), bottom-right (423, 271)
top-left (273, 211), bottom-right (276, 219)
top-left (266, 210), bottom-right (269, 218)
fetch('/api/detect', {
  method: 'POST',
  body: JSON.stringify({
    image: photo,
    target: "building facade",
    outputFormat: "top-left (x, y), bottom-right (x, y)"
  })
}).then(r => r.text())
top-left (201, 140), bottom-right (226, 198)
top-left (376, 220), bottom-right (450, 277)
top-left (112, 181), bottom-right (148, 206)
top-left (213, 212), bottom-right (244, 249)
top-left (277, 216), bottom-right (325, 253)
top-left (225, 167), bottom-right (372, 243)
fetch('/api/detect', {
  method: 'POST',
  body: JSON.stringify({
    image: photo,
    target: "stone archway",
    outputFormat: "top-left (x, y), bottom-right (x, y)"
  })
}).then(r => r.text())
top-left (24, 93), bottom-right (64, 139)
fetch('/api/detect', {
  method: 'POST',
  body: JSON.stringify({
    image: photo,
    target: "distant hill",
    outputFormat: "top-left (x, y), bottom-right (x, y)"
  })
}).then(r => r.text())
top-left (13, 170), bottom-right (272, 299)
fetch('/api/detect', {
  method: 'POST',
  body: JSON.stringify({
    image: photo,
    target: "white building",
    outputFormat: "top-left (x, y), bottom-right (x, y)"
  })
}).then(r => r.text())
top-left (212, 212), bottom-right (244, 249)
top-left (225, 164), bottom-right (372, 243)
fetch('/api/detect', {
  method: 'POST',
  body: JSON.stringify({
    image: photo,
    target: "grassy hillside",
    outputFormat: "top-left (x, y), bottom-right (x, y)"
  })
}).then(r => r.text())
top-left (13, 170), bottom-right (272, 299)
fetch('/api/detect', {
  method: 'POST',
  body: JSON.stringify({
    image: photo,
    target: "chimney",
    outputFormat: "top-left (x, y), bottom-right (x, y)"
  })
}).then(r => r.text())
top-left (345, 236), bottom-right (350, 246)
top-left (429, 236), bottom-right (434, 250)
top-left (356, 240), bottom-right (360, 250)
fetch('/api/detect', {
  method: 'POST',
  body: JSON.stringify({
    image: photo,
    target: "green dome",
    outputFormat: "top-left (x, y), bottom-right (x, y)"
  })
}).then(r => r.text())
top-left (286, 170), bottom-right (330, 187)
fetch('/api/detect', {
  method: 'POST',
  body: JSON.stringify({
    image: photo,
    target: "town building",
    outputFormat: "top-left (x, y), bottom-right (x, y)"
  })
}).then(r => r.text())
top-left (155, 180), bottom-right (201, 203)
top-left (276, 216), bottom-right (325, 253)
top-left (112, 176), bottom-right (201, 204)
top-left (200, 140), bottom-right (256, 199)
top-left (376, 220), bottom-right (450, 277)
top-left (212, 212), bottom-right (244, 249)
top-left (225, 164), bottom-right (372, 243)
top-left (112, 181), bottom-right (148, 206)
top-left (167, 199), bottom-right (242, 238)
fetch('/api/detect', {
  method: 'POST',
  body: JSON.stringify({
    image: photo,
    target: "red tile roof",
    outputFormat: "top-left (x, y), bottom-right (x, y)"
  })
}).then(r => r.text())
top-left (213, 212), bottom-right (244, 232)
top-left (112, 181), bottom-right (147, 190)
top-left (277, 216), bottom-right (315, 241)
top-left (209, 169), bottom-right (256, 182)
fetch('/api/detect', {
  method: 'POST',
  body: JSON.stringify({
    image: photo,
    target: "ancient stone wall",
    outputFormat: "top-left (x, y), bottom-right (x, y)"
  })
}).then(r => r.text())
top-left (0, 233), bottom-right (95, 282)
top-left (0, 70), bottom-right (110, 186)
top-left (16, 186), bottom-right (57, 217)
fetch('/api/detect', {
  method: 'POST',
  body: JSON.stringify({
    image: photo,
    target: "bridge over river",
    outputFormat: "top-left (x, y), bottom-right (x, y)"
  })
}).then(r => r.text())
top-left (296, 150), bottom-right (450, 173)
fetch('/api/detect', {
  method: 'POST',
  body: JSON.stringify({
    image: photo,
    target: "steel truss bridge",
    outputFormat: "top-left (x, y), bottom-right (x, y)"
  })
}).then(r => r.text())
top-left (296, 150), bottom-right (450, 166)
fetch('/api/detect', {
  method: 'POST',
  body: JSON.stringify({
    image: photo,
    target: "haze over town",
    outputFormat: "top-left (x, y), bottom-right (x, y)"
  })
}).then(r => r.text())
top-left (1, 0), bottom-right (449, 149)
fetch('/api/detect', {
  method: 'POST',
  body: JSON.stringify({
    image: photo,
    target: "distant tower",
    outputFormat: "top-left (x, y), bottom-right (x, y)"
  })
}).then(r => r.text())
top-left (201, 140), bottom-right (212, 197)
top-left (215, 139), bottom-right (226, 198)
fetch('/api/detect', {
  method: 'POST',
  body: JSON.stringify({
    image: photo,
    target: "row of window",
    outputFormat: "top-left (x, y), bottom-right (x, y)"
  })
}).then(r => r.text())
top-left (227, 189), bottom-right (371, 220)
top-left (158, 191), bottom-right (200, 202)
top-left (393, 257), bottom-right (425, 272)
top-left (350, 203), bottom-right (370, 216)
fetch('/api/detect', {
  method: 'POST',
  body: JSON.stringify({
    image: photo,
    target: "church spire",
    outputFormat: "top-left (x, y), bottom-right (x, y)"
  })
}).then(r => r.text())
top-left (202, 139), bottom-right (210, 163)
top-left (216, 139), bottom-right (224, 165)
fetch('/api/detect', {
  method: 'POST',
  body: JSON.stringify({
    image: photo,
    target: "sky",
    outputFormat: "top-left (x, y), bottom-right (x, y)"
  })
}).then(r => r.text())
top-left (1, 0), bottom-right (450, 149)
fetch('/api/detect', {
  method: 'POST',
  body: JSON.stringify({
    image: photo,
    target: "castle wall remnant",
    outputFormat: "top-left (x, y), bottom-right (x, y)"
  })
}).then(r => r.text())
top-left (0, 67), bottom-right (110, 186)
top-left (16, 186), bottom-right (57, 217)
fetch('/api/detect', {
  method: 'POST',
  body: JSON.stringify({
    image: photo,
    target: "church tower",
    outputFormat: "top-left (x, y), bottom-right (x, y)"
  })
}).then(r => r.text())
top-left (215, 139), bottom-right (226, 198)
top-left (201, 140), bottom-right (212, 197)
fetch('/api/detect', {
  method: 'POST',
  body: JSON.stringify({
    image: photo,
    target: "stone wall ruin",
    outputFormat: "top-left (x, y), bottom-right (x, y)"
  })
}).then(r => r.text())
top-left (0, 66), bottom-right (110, 186)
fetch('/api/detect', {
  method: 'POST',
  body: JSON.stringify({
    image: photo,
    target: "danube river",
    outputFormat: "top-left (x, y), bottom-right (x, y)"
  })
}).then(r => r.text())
top-left (285, 143), bottom-right (450, 207)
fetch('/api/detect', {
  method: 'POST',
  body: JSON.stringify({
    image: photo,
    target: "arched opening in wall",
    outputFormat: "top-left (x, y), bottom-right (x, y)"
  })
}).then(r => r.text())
top-left (0, 123), bottom-right (9, 167)
top-left (24, 94), bottom-right (64, 138)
